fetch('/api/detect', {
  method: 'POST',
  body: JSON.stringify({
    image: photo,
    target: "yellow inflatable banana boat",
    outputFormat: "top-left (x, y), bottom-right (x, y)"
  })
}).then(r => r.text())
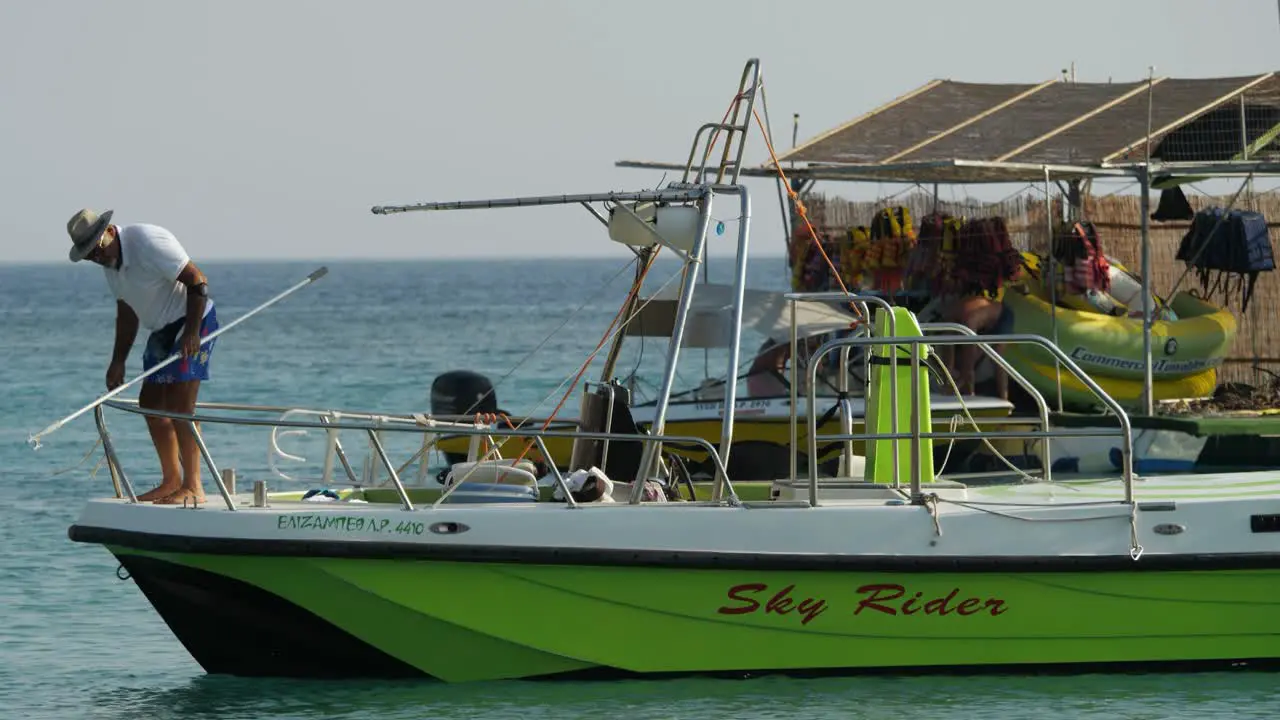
top-left (1000, 253), bottom-right (1236, 409)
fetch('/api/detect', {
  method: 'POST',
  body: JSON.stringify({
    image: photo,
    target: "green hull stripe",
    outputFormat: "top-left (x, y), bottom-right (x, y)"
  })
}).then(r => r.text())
top-left (113, 550), bottom-right (1280, 680)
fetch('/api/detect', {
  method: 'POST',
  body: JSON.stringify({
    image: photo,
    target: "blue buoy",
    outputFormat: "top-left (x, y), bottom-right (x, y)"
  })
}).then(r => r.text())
top-left (715, 220), bottom-right (726, 236)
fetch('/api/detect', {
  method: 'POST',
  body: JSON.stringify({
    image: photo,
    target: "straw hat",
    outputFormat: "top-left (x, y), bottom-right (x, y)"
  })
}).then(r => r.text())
top-left (67, 208), bottom-right (114, 262)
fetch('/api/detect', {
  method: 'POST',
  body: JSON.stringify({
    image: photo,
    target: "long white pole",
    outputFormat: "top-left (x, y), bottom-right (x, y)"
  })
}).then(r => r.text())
top-left (1139, 169), bottom-right (1154, 415)
top-left (1141, 66), bottom-right (1156, 415)
top-left (27, 266), bottom-right (329, 447)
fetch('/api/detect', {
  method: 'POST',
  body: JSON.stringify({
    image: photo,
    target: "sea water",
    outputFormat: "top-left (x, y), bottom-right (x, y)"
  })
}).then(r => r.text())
top-left (1, 258), bottom-right (1275, 719)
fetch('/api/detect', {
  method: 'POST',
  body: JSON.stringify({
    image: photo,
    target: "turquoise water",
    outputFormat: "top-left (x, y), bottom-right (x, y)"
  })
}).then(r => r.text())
top-left (2, 258), bottom-right (1277, 719)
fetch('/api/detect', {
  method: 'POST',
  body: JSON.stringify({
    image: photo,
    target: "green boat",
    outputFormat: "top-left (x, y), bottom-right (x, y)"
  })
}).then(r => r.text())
top-left (58, 73), bottom-right (1280, 681)
top-left (72, 495), bottom-right (1280, 682)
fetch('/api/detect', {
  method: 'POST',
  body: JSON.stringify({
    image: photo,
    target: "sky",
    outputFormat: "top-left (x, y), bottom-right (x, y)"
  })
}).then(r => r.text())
top-left (2, 0), bottom-right (1279, 264)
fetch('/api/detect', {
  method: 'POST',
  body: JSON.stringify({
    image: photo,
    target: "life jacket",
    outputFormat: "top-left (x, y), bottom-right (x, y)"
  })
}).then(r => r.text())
top-left (839, 226), bottom-right (871, 288)
top-left (866, 206), bottom-right (916, 291)
top-left (1175, 207), bottom-right (1275, 312)
top-left (870, 206), bottom-right (910, 240)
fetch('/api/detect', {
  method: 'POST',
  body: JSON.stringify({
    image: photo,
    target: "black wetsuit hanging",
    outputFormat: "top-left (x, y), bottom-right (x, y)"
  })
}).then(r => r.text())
top-left (1175, 207), bottom-right (1275, 312)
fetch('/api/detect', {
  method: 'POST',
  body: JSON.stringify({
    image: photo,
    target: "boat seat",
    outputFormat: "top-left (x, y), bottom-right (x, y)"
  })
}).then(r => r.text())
top-left (568, 382), bottom-right (645, 485)
top-left (443, 482), bottom-right (539, 504)
top-left (445, 458), bottom-right (539, 487)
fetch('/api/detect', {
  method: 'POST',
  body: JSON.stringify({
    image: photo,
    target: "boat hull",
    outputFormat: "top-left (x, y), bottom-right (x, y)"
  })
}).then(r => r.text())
top-left (101, 544), bottom-right (1280, 682)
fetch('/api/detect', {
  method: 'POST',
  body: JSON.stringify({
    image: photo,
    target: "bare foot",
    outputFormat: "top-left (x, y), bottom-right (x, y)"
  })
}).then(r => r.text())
top-left (137, 482), bottom-right (182, 502)
top-left (154, 488), bottom-right (207, 506)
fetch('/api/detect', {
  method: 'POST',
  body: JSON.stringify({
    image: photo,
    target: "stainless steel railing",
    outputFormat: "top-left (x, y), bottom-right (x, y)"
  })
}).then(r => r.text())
top-left (918, 322), bottom-right (1054, 482)
top-left (94, 399), bottom-right (740, 512)
top-left (804, 333), bottom-right (1135, 507)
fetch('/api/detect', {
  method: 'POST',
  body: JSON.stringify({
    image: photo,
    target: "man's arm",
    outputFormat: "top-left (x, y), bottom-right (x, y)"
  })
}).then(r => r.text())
top-left (107, 301), bottom-right (139, 389)
top-left (176, 261), bottom-right (208, 357)
top-left (112, 301), bottom-right (139, 365)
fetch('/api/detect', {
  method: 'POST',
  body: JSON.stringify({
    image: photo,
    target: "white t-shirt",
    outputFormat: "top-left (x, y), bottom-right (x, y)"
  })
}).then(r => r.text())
top-left (102, 223), bottom-right (203, 331)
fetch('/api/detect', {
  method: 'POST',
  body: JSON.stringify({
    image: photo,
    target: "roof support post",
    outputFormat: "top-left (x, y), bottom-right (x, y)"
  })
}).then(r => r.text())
top-left (1138, 165), bottom-right (1155, 416)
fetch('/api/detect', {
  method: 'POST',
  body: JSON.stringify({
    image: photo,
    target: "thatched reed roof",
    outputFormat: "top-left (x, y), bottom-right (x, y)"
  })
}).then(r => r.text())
top-left (618, 72), bottom-right (1280, 184)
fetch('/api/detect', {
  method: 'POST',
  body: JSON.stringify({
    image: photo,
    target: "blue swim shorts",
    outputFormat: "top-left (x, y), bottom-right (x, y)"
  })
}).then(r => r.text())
top-left (142, 305), bottom-right (219, 385)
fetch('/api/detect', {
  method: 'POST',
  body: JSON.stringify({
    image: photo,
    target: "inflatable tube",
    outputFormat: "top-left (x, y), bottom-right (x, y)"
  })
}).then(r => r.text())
top-left (1004, 288), bottom-right (1235, 380)
top-left (1001, 346), bottom-right (1220, 408)
top-left (999, 253), bottom-right (1236, 408)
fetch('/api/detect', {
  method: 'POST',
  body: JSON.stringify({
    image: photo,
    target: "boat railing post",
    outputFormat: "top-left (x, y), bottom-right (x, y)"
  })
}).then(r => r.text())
top-left (320, 412), bottom-right (338, 486)
top-left (599, 382), bottom-right (617, 473)
top-left (187, 420), bottom-right (236, 511)
top-left (366, 428), bottom-right (414, 511)
top-left (859, 304), bottom-right (873, 391)
top-left (909, 342), bottom-right (923, 503)
top-left (919, 322), bottom-right (1053, 483)
top-left (407, 432), bottom-right (438, 486)
top-left (840, 323), bottom-right (873, 477)
top-left (788, 297), bottom-right (799, 486)
top-left (532, 435), bottom-right (577, 508)
top-left (94, 405), bottom-right (136, 503)
top-left (807, 338), bottom-right (820, 506)
top-left (714, 185), bottom-right (752, 501)
top-left (105, 451), bottom-right (122, 500)
top-left (1026, 334), bottom-right (1133, 499)
top-left (94, 405), bottom-right (123, 500)
top-left (886, 305), bottom-right (900, 490)
top-left (328, 417), bottom-right (360, 484)
top-left (629, 190), bottom-right (715, 504)
top-left (373, 422), bottom-right (387, 485)
top-left (838, 344), bottom-right (853, 476)
top-left (418, 433), bottom-right (436, 485)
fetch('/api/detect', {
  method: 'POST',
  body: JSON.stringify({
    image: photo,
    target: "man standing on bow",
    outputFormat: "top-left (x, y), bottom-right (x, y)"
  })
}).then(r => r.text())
top-left (67, 209), bottom-right (218, 505)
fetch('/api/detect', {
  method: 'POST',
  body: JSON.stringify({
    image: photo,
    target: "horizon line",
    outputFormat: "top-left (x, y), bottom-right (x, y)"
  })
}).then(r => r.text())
top-left (0, 250), bottom-right (791, 268)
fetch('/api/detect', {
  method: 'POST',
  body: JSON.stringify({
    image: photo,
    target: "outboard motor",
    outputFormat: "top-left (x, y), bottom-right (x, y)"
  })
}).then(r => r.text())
top-left (431, 370), bottom-right (498, 419)
top-left (431, 370), bottom-right (500, 466)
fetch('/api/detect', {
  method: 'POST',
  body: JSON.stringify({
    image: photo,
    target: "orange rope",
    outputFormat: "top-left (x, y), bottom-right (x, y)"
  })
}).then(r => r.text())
top-left (752, 106), bottom-right (864, 321)
top-left (700, 90), bottom-right (750, 182)
top-left (508, 251), bottom-right (662, 465)
top-left (472, 411), bottom-right (512, 457)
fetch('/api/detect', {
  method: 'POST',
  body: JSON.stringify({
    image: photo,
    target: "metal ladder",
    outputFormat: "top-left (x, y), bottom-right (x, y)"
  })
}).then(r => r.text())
top-left (682, 58), bottom-right (763, 187)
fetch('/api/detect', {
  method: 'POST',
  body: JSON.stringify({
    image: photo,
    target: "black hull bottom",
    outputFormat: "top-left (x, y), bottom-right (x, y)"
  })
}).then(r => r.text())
top-left (118, 554), bottom-right (426, 679)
